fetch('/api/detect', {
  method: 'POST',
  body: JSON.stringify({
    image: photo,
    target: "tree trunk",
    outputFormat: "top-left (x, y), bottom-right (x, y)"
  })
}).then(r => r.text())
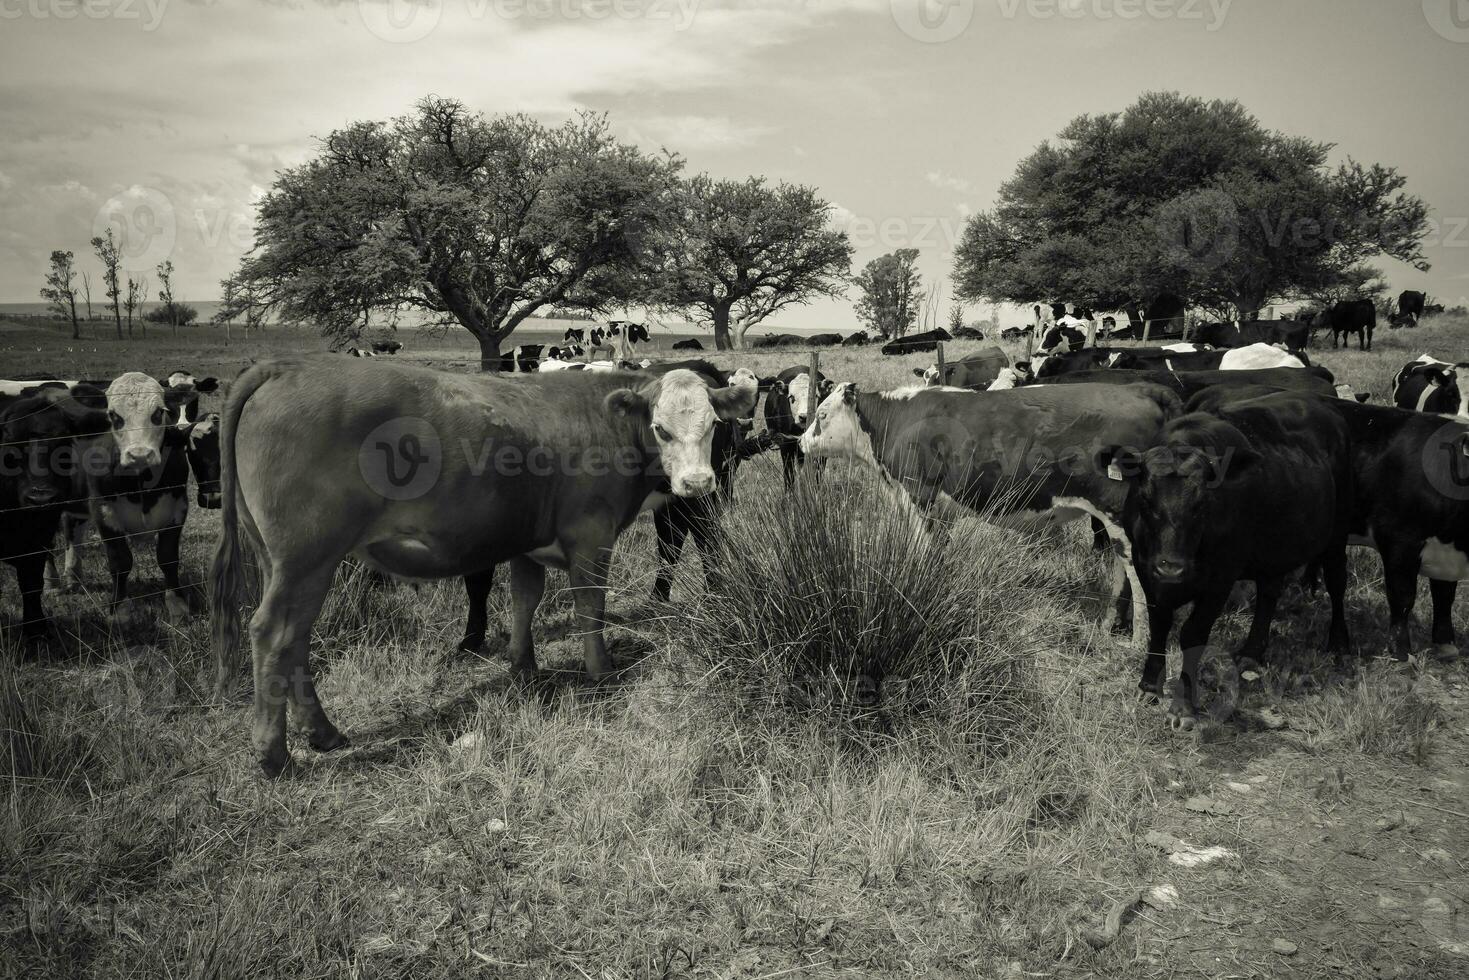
top-left (477, 332), bottom-right (503, 372)
top-left (711, 304), bottom-right (733, 351)
top-left (112, 303), bottom-right (122, 340)
top-left (68, 295), bottom-right (79, 340)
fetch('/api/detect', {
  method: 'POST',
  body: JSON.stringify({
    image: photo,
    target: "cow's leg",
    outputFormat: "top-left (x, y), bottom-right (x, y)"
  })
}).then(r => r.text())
top-left (1090, 517), bottom-right (1108, 552)
top-left (1429, 579), bottom-right (1458, 658)
top-left (567, 541), bottom-right (616, 679)
top-left (156, 521), bottom-right (190, 622)
top-left (16, 554), bottom-right (51, 641)
top-left (1169, 590), bottom-right (1229, 730)
top-left (688, 496), bottom-right (725, 594)
top-left (250, 563), bottom-right (338, 778)
top-left (1236, 574), bottom-right (1284, 666)
top-left (1140, 597), bottom-right (1173, 698)
top-left (458, 567), bottom-right (495, 653)
top-left (99, 524), bottom-right (134, 619)
top-left (652, 504), bottom-right (688, 603)
top-left (1320, 545), bottom-right (1352, 659)
top-left (780, 445), bottom-right (797, 492)
top-left (1380, 543), bottom-right (1421, 660)
top-left (506, 557), bottom-right (545, 680)
top-left (59, 515), bottom-right (87, 592)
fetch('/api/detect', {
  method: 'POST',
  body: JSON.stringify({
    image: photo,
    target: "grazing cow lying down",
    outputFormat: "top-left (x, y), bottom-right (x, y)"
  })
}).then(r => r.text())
top-left (1392, 355), bottom-right (1469, 417)
top-left (211, 357), bottom-right (757, 776)
top-left (1110, 389), bottom-right (1354, 728)
top-left (799, 382), bottom-right (1181, 647)
top-left (1034, 342), bottom-right (1304, 379)
top-left (913, 346), bottom-right (1010, 389)
top-left (1323, 399), bottom-right (1469, 659)
top-left (1035, 366), bottom-right (1338, 401)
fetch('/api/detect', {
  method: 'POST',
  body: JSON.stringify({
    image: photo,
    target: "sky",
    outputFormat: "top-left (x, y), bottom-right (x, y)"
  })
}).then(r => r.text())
top-left (1, 0), bottom-right (1467, 332)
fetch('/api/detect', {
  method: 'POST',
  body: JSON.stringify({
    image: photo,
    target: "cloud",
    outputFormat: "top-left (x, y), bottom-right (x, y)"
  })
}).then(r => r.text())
top-left (926, 170), bottom-right (972, 194)
top-left (628, 115), bottom-right (772, 152)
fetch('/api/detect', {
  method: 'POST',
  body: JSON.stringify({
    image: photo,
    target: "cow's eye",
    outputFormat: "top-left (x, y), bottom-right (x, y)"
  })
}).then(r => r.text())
top-left (108, 411), bottom-right (123, 430)
top-left (151, 409), bottom-right (164, 426)
top-left (651, 424), bottom-right (671, 442)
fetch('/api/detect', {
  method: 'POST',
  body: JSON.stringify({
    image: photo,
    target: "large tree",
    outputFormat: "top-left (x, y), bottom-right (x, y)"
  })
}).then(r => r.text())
top-left (953, 92), bottom-right (1429, 323)
top-left (647, 175), bottom-right (851, 350)
top-left (853, 249), bottom-right (922, 339)
top-left (234, 97), bottom-right (681, 370)
top-left (40, 250), bottom-right (80, 340)
top-left (91, 229), bottom-right (123, 340)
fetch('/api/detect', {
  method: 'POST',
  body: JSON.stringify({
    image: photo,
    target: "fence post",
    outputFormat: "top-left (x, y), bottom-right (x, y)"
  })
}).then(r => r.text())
top-left (1182, 317), bottom-right (1192, 343)
top-left (935, 341), bottom-right (945, 383)
top-left (1085, 318), bottom-right (1097, 349)
top-left (807, 351), bottom-right (820, 422)
top-left (1024, 332), bottom-right (1034, 363)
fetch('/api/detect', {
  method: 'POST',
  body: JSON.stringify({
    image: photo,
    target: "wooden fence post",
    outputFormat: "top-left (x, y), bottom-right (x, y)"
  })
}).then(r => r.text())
top-left (807, 351), bottom-right (820, 422)
top-left (1024, 332), bottom-right (1034, 363)
top-left (935, 341), bottom-right (945, 383)
top-left (1182, 317), bottom-right (1192, 343)
top-left (1142, 319), bottom-right (1151, 344)
top-left (1085, 318), bottom-right (1097, 349)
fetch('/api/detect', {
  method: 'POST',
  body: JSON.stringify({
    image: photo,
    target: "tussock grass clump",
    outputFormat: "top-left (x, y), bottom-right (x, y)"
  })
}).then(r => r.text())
top-left (1296, 664), bottom-right (1444, 763)
top-left (685, 469), bottom-right (1076, 760)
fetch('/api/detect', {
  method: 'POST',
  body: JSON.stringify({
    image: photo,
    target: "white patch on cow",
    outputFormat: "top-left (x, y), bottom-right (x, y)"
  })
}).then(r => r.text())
top-left (880, 386), bottom-right (926, 400)
top-left (166, 371), bottom-right (195, 388)
top-left (1163, 343), bottom-right (1198, 352)
top-left (1458, 383), bottom-right (1468, 420)
top-left (786, 372), bottom-right (815, 423)
top-left (800, 384), bottom-right (875, 466)
top-left (1417, 382), bottom-right (1442, 413)
top-left (1105, 353), bottom-right (1123, 368)
top-left (986, 368), bottom-right (1025, 391)
top-left (0, 378), bottom-right (78, 398)
top-left (921, 364), bottom-right (941, 386)
top-left (583, 361), bottom-right (619, 372)
top-left (99, 492), bottom-right (185, 536)
top-left (1053, 495), bottom-right (1147, 650)
top-left (1334, 383), bottom-right (1358, 400)
top-left (105, 372), bottom-right (168, 469)
top-left (539, 357), bottom-right (576, 372)
top-left (527, 541), bottom-right (569, 568)
top-left (1218, 342), bottom-right (1304, 371)
top-left (1419, 538), bottom-right (1469, 581)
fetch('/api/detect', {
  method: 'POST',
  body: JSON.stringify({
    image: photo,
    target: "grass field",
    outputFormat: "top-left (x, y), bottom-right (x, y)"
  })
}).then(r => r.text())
top-left (2, 313), bottom-right (1468, 978)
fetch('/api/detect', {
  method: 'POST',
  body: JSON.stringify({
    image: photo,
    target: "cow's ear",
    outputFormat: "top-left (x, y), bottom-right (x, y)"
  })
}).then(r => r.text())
top-left (840, 382), bottom-right (857, 405)
top-left (711, 383), bottom-right (758, 421)
top-left (605, 388), bottom-right (650, 421)
top-left (68, 408), bottom-right (112, 438)
top-left (1355, 393), bottom-right (1371, 403)
top-left (194, 377), bottom-right (219, 393)
top-left (1098, 446), bottom-right (1143, 482)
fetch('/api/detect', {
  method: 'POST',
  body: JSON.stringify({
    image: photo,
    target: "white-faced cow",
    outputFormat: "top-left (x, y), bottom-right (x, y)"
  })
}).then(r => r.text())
top-left (211, 357), bottom-right (757, 776)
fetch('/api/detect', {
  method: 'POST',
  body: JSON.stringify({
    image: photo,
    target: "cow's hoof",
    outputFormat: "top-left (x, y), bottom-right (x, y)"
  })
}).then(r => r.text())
top-left (456, 634), bottom-right (485, 654)
top-left (257, 751), bottom-right (294, 780)
top-left (1166, 709), bottom-right (1198, 732)
top-left (1431, 643), bottom-right (1459, 662)
top-left (308, 728), bottom-right (350, 753)
top-left (164, 594), bottom-right (190, 624)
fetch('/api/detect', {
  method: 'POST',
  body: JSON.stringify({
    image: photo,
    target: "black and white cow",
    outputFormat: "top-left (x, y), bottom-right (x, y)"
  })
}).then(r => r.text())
top-left (1392, 355), bottom-right (1469, 418)
top-left (498, 345), bottom-right (545, 373)
top-left (50, 373), bottom-right (222, 620)
top-left (563, 327), bottom-right (586, 344)
top-left (763, 365), bottom-right (832, 490)
top-left (370, 341), bottom-right (403, 355)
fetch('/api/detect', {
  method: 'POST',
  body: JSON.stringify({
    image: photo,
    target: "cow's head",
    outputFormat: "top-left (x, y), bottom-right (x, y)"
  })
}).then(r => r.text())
top-left (185, 413), bottom-right (222, 508)
top-left (0, 391), bottom-right (109, 507)
top-left (913, 364), bottom-right (944, 386)
top-left (1103, 420), bottom-right (1260, 586)
top-left (107, 372), bottom-right (195, 471)
top-left (163, 371), bottom-right (219, 427)
top-left (800, 382), bottom-right (870, 461)
top-left (782, 371), bottom-right (832, 428)
top-left (605, 368), bottom-right (758, 496)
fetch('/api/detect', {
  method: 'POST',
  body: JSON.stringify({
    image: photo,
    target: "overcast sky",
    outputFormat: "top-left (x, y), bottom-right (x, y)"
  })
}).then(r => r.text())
top-left (2, 0), bottom-right (1466, 329)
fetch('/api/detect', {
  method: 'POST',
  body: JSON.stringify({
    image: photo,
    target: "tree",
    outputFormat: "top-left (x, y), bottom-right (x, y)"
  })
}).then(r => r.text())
top-left (124, 275), bottom-right (147, 337)
top-left (145, 302), bottom-right (198, 327)
top-left (646, 175), bottom-right (852, 350)
top-left (80, 270), bottom-right (93, 321)
top-left (953, 92), bottom-right (1430, 323)
top-left (40, 250), bottom-right (81, 340)
top-left (853, 249), bottom-right (922, 339)
top-left (233, 97), bottom-right (680, 370)
top-left (948, 300), bottom-right (965, 333)
top-left (156, 260), bottom-right (181, 335)
top-left (91, 229), bottom-right (123, 339)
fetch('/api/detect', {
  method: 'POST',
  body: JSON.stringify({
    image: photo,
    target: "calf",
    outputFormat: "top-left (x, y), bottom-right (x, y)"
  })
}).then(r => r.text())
top-left (764, 365), bottom-right (831, 490)
top-left (913, 346), bottom-right (1010, 389)
top-left (0, 389), bottom-right (109, 638)
top-left (1325, 400), bottom-right (1469, 659)
top-left (1107, 391), bottom-right (1353, 728)
top-left (1392, 355), bottom-right (1468, 417)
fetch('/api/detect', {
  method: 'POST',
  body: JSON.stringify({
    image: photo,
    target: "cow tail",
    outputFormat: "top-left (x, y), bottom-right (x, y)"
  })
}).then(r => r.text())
top-left (209, 363), bottom-right (271, 701)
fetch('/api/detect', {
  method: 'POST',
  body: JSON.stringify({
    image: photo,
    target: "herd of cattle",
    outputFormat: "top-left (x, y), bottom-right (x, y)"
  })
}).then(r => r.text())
top-left (1, 305), bottom-right (1466, 775)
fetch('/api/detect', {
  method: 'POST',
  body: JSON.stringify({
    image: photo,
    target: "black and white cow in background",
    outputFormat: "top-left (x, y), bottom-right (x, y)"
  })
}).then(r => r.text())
top-left (1393, 355), bottom-right (1469, 417)
top-left (498, 345), bottom-right (545, 373)
top-left (762, 365), bottom-right (832, 490)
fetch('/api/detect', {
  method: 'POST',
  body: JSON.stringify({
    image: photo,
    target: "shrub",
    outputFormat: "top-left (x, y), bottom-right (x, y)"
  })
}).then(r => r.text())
top-left (143, 302), bottom-right (199, 326)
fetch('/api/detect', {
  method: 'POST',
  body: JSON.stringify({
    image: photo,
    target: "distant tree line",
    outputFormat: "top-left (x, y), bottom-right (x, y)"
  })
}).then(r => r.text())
top-left (39, 239), bottom-right (198, 340)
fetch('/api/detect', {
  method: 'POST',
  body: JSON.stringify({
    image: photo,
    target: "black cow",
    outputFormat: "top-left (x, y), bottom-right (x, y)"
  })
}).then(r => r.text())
top-left (752, 333), bottom-right (805, 349)
top-left (498, 345), bottom-right (545, 373)
top-left (1192, 319), bottom-right (1309, 351)
top-left (763, 365), bottom-right (831, 490)
top-left (880, 328), bottom-right (952, 355)
top-left (672, 338), bottom-right (704, 351)
top-left (1320, 299), bottom-right (1375, 351)
top-left (1398, 290), bottom-right (1426, 325)
top-left (1039, 366), bottom-right (1337, 400)
top-left (951, 326), bottom-right (986, 341)
top-left (911, 347), bottom-right (1010, 389)
top-left (1107, 390), bottom-right (1354, 728)
top-left (371, 341), bottom-right (403, 355)
top-left (808, 333), bottom-right (843, 347)
top-left (841, 331), bottom-right (871, 347)
top-left (1392, 357), bottom-right (1468, 417)
top-left (999, 326), bottom-right (1034, 341)
top-left (1321, 400), bottom-right (1469, 659)
top-left (0, 386), bottom-right (109, 638)
top-left (1034, 344), bottom-right (1304, 379)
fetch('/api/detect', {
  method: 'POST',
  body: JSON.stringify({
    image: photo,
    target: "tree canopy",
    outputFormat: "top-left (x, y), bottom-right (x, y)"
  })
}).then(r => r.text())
top-left (952, 92), bottom-right (1429, 320)
top-left (234, 97), bottom-right (681, 369)
top-left (853, 249), bottom-right (922, 339)
top-left (645, 175), bottom-right (851, 350)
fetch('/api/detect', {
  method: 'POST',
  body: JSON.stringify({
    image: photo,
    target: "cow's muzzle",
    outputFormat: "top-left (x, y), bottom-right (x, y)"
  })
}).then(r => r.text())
top-left (672, 471), bottom-right (716, 497)
top-left (1151, 557), bottom-right (1189, 585)
top-left (23, 485), bottom-right (60, 506)
top-left (197, 490), bottom-right (223, 510)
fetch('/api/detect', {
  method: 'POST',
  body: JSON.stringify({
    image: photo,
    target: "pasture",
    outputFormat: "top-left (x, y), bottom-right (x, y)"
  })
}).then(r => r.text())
top-left (2, 313), bottom-right (1468, 978)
